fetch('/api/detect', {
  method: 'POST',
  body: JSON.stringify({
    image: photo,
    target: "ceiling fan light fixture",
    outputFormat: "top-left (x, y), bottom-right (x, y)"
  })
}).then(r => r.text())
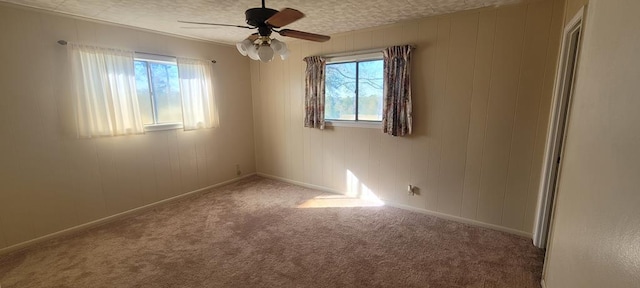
top-left (247, 44), bottom-right (260, 60)
top-left (236, 43), bottom-right (247, 56)
top-left (236, 37), bottom-right (289, 62)
top-left (270, 39), bottom-right (285, 54)
top-left (280, 48), bottom-right (290, 60)
top-left (257, 43), bottom-right (275, 62)
top-left (236, 39), bottom-right (254, 56)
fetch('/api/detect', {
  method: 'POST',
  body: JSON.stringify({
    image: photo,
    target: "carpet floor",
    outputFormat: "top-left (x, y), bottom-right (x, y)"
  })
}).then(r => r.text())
top-left (0, 176), bottom-right (544, 287)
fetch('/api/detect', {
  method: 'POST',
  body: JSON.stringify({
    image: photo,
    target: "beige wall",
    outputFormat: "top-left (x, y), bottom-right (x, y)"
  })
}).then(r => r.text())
top-left (0, 4), bottom-right (255, 250)
top-left (543, 0), bottom-right (640, 286)
top-left (251, 0), bottom-right (565, 235)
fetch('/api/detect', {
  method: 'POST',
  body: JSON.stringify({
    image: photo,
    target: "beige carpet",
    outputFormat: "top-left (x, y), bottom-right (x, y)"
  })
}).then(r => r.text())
top-left (0, 176), bottom-right (543, 287)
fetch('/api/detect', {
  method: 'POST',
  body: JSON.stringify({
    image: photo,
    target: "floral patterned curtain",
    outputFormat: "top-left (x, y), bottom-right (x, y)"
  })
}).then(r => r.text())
top-left (303, 56), bottom-right (326, 129)
top-left (382, 45), bottom-right (413, 136)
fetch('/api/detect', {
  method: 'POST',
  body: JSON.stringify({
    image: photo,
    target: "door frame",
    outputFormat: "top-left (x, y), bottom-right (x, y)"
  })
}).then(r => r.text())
top-left (533, 6), bottom-right (586, 249)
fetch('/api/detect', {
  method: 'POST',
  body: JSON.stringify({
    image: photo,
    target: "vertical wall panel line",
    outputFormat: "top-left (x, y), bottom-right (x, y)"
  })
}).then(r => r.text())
top-left (433, 18), bottom-right (452, 211)
top-left (501, 5), bottom-right (531, 226)
top-left (475, 10), bottom-right (499, 220)
top-left (459, 12), bottom-right (482, 216)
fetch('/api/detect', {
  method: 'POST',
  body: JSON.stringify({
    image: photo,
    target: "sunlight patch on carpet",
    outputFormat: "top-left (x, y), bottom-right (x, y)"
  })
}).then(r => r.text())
top-left (297, 194), bottom-right (384, 208)
top-left (297, 170), bottom-right (384, 208)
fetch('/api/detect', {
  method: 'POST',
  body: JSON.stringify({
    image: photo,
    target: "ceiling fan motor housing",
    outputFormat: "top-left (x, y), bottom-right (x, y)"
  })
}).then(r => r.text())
top-left (245, 8), bottom-right (278, 28)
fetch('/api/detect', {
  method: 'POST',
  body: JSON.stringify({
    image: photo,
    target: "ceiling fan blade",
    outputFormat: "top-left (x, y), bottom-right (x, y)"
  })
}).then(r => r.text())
top-left (178, 20), bottom-right (253, 29)
top-left (247, 33), bottom-right (260, 42)
top-left (278, 29), bottom-right (331, 42)
top-left (265, 8), bottom-right (305, 28)
top-left (180, 27), bottom-right (226, 29)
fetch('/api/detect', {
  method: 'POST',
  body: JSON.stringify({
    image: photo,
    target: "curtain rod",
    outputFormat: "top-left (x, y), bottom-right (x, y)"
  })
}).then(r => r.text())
top-left (320, 45), bottom-right (417, 58)
top-left (57, 40), bottom-right (217, 63)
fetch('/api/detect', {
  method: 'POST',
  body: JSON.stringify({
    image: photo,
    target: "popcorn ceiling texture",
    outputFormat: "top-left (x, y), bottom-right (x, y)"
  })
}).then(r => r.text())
top-left (1, 0), bottom-right (537, 44)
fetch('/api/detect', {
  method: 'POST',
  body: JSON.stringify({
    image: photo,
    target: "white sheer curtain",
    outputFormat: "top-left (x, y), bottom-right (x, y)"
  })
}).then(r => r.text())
top-left (177, 57), bottom-right (219, 130)
top-left (68, 43), bottom-right (143, 138)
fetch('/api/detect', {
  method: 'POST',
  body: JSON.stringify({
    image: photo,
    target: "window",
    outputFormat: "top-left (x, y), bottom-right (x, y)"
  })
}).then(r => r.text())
top-left (325, 53), bottom-right (384, 125)
top-left (134, 54), bottom-right (183, 129)
top-left (69, 43), bottom-right (217, 137)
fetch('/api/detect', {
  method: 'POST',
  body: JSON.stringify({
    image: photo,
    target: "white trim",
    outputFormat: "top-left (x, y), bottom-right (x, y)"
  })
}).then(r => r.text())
top-left (257, 172), bottom-right (532, 238)
top-left (381, 202), bottom-right (531, 238)
top-left (0, 173), bottom-right (256, 256)
top-left (325, 120), bottom-right (381, 129)
top-left (541, 278), bottom-right (547, 288)
top-left (144, 122), bottom-right (183, 132)
top-left (533, 6), bottom-right (585, 249)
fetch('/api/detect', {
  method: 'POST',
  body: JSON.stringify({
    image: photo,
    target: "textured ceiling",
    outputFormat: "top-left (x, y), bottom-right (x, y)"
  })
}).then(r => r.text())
top-left (1, 0), bottom-right (536, 44)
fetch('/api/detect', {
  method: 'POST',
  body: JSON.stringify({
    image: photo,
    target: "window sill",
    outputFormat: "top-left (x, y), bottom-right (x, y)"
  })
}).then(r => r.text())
top-left (325, 120), bottom-right (381, 129)
top-left (144, 123), bottom-right (183, 132)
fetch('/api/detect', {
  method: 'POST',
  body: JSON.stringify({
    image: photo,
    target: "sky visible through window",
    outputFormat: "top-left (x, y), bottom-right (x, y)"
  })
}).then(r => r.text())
top-left (325, 59), bottom-right (383, 121)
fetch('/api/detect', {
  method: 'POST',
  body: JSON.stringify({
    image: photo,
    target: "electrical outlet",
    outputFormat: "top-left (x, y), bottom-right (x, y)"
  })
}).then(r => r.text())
top-left (235, 164), bottom-right (242, 176)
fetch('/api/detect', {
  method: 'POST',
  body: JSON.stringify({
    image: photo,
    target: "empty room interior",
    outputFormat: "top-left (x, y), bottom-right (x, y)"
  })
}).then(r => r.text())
top-left (0, 0), bottom-right (638, 287)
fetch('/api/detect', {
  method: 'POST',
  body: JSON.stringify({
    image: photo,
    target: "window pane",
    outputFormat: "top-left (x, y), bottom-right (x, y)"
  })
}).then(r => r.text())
top-left (358, 60), bottom-right (384, 121)
top-left (325, 62), bottom-right (356, 120)
top-left (134, 61), bottom-right (154, 125)
top-left (150, 62), bottom-right (182, 123)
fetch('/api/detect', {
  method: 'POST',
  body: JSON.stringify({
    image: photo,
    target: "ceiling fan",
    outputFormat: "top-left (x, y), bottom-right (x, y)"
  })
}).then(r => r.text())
top-left (179, 0), bottom-right (331, 62)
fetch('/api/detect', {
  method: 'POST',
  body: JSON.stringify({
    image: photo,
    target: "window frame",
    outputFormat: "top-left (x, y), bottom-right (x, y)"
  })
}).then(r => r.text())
top-left (134, 53), bottom-right (184, 132)
top-left (324, 52), bottom-right (384, 129)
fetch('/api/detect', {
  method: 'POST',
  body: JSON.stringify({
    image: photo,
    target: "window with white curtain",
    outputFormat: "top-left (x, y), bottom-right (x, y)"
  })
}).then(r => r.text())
top-left (69, 43), bottom-right (144, 137)
top-left (176, 57), bottom-right (219, 130)
top-left (69, 44), bottom-right (218, 137)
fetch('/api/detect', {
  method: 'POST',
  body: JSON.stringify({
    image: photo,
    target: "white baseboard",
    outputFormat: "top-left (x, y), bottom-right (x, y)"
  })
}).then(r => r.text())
top-left (257, 172), bottom-right (532, 239)
top-left (0, 173), bottom-right (256, 256)
top-left (541, 278), bottom-right (547, 288)
top-left (1, 172), bottom-right (532, 257)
